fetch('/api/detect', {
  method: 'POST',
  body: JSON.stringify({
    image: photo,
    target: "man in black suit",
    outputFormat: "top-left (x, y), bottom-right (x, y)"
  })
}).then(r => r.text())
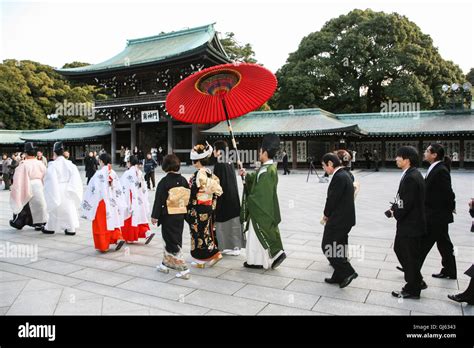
top-left (282, 150), bottom-right (290, 175)
top-left (321, 153), bottom-right (358, 288)
top-left (420, 143), bottom-right (457, 279)
top-left (389, 146), bottom-right (426, 299)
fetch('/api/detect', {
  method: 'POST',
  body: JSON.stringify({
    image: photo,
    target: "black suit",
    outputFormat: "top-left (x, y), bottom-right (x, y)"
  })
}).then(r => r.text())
top-left (392, 167), bottom-right (426, 296)
top-left (421, 162), bottom-right (456, 276)
top-left (282, 154), bottom-right (290, 175)
top-left (322, 168), bottom-right (356, 282)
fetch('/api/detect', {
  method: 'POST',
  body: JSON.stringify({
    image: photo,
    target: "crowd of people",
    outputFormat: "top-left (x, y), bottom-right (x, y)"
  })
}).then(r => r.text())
top-left (1, 137), bottom-right (472, 305)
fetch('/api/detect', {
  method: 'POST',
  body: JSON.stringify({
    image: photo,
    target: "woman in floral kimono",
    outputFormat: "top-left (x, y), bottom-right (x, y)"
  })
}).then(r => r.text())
top-left (81, 153), bottom-right (126, 253)
top-left (187, 142), bottom-right (223, 268)
top-left (120, 155), bottom-right (154, 244)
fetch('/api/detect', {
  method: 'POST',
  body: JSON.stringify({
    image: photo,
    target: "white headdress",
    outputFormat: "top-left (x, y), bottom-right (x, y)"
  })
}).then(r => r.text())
top-left (190, 141), bottom-right (213, 161)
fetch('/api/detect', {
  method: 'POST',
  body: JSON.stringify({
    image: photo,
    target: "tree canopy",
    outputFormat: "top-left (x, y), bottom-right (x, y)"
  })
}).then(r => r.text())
top-left (270, 9), bottom-right (465, 113)
top-left (219, 32), bottom-right (257, 64)
top-left (0, 60), bottom-right (104, 129)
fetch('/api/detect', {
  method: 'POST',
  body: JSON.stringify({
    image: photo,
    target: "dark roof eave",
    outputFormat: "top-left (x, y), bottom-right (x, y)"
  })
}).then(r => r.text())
top-left (19, 135), bottom-right (110, 142)
top-left (365, 130), bottom-right (474, 136)
top-left (204, 125), bottom-right (364, 136)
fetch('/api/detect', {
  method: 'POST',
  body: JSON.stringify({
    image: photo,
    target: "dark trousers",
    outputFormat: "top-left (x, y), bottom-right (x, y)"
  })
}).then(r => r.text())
top-left (3, 173), bottom-right (10, 189)
top-left (10, 203), bottom-right (33, 229)
top-left (145, 171), bottom-right (156, 189)
top-left (394, 235), bottom-right (423, 295)
top-left (322, 226), bottom-right (355, 282)
top-left (283, 163), bottom-right (290, 175)
top-left (421, 222), bottom-right (457, 277)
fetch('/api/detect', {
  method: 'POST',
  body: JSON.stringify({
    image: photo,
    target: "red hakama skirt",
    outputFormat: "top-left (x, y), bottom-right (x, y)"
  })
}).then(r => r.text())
top-left (92, 200), bottom-right (123, 252)
top-left (121, 191), bottom-right (150, 242)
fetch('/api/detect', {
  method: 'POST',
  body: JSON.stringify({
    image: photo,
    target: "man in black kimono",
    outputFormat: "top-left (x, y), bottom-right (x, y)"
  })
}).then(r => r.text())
top-left (421, 143), bottom-right (457, 279)
top-left (389, 146), bottom-right (426, 299)
top-left (321, 153), bottom-right (358, 288)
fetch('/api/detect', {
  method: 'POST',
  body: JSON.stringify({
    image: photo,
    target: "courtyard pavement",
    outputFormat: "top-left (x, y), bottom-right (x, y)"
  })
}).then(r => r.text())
top-left (0, 166), bottom-right (473, 316)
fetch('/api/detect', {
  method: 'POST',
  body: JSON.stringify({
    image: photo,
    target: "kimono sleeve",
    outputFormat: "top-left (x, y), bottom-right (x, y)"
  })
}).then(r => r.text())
top-left (81, 174), bottom-right (102, 221)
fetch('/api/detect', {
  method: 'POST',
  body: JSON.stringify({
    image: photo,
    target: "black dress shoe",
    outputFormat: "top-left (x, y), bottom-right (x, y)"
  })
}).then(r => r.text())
top-left (115, 240), bottom-right (125, 251)
top-left (392, 290), bottom-right (420, 299)
top-left (324, 278), bottom-right (340, 284)
top-left (243, 262), bottom-right (263, 269)
top-left (64, 230), bottom-right (75, 236)
top-left (403, 280), bottom-right (427, 291)
top-left (145, 233), bottom-right (155, 245)
top-left (447, 294), bottom-right (474, 305)
top-left (271, 252), bottom-right (286, 269)
top-left (33, 223), bottom-right (46, 231)
top-left (340, 272), bottom-right (358, 288)
top-left (396, 266), bottom-right (404, 272)
top-left (432, 272), bottom-right (457, 280)
top-left (9, 220), bottom-right (22, 230)
top-left (447, 294), bottom-right (467, 303)
top-left (42, 228), bottom-right (55, 234)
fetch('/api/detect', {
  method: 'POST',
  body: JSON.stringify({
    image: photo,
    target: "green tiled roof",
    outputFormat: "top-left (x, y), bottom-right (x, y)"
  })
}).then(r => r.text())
top-left (337, 110), bottom-right (474, 135)
top-left (0, 129), bottom-right (54, 144)
top-left (203, 108), bottom-right (364, 136)
top-left (20, 121), bottom-right (111, 142)
top-left (57, 23), bottom-right (229, 75)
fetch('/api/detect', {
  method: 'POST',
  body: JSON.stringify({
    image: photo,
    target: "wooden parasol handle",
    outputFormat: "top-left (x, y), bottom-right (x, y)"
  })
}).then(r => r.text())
top-left (222, 99), bottom-right (246, 185)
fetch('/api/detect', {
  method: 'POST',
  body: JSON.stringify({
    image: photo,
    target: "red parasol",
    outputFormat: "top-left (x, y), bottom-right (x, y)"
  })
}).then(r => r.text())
top-left (166, 62), bottom-right (277, 181)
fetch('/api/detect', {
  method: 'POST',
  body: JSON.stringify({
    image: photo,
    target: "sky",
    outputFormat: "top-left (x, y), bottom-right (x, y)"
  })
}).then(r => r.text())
top-left (1, 0), bottom-right (473, 74)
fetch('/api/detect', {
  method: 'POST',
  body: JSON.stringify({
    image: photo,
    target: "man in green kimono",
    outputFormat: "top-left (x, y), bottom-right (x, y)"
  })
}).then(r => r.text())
top-left (239, 134), bottom-right (286, 270)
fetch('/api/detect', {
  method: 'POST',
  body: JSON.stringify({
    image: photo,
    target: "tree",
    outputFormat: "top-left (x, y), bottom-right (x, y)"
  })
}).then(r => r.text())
top-left (0, 60), bottom-right (104, 129)
top-left (270, 9), bottom-right (465, 113)
top-left (219, 32), bottom-right (257, 63)
top-left (466, 68), bottom-right (474, 85)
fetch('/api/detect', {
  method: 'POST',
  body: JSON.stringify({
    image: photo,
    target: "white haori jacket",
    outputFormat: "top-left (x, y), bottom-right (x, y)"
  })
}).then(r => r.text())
top-left (81, 165), bottom-right (127, 230)
top-left (120, 165), bottom-right (150, 227)
top-left (43, 156), bottom-right (83, 232)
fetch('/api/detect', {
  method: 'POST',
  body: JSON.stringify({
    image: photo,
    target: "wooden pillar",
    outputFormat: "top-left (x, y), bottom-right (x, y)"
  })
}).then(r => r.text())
top-left (292, 139), bottom-right (297, 169)
top-left (381, 139), bottom-right (386, 168)
top-left (192, 124), bottom-right (199, 148)
top-left (460, 138), bottom-right (465, 169)
top-left (130, 121), bottom-right (137, 152)
top-left (167, 117), bottom-right (173, 154)
top-left (111, 120), bottom-right (117, 164)
top-left (418, 139), bottom-right (423, 159)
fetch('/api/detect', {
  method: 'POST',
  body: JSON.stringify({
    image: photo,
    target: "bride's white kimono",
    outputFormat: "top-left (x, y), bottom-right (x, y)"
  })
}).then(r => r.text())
top-left (43, 156), bottom-right (83, 233)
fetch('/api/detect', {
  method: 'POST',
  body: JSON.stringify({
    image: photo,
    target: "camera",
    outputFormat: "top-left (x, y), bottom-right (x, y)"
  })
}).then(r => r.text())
top-left (384, 201), bottom-right (396, 218)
